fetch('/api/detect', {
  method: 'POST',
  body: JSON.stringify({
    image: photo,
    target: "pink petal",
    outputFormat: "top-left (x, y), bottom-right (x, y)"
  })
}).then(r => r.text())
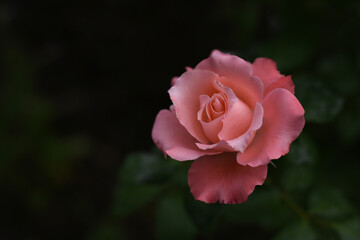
top-left (200, 117), bottom-right (223, 143)
top-left (171, 67), bottom-right (194, 86)
top-left (196, 103), bottom-right (264, 153)
top-left (264, 75), bottom-right (295, 96)
top-left (197, 95), bottom-right (211, 122)
top-left (152, 106), bottom-right (219, 161)
top-left (220, 103), bottom-right (264, 151)
top-left (196, 50), bottom-right (263, 108)
top-left (197, 94), bottom-right (224, 143)
top-left (252, 57), bottom-right (283, 87)
top-left (196, 50), bottom-right (252, 76)
top-left (218, 85), bottom-right (253, 141)
top-left (188, 153), bottom-right (268, 204)
top-left (237, 89), bottom-right (305, 167)
top-left (212, 98), bottom-right (223, 112)
top-left (169, 69), bottom-right (219, 144)
top-left (205, 92), bottom-right (227, 120)
top-left (171, 77), bottom-right (178, 86)
top-left (196, 140), bottom-right (235, 152)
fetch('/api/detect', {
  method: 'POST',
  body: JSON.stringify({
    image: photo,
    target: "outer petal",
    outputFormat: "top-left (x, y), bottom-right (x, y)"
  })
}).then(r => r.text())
top-left (252, 57), bottom-right (282, 87)
top-left (171, 67), bottom-right (193, 86)
top-left (171, 77), bottom-right (178, 86)
top-left (188, 153), bottom-right (268, 204)
top-left (169, 69), bottom-right (219, 144)
top-left (152, 106), bottom-right (219, 161)
top-left (196, 50), bottom-right (263, 108)
top-left (197, 50), bottom-right (252, 76)
top-left (264, 75), bottom-right (295, 96)
top-left (237, 89), bottom-right (305, 167)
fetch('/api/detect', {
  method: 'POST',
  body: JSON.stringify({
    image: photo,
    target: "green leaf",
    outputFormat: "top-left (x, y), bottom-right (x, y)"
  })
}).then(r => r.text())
top-left (221, 187), bottom-right (293, 230)
top-left (155, 191), bottom-right (197, 240)
top-left (119, 150), bottom-right (178, 184)
top-left (281, 165), bottom-right (314, 193)
top-left (336, 108), bottom-right (360, 144)
top-left (334, 218), bottom-right (360, 240)
top-left (309, 188), bottom-right (352, 220)
top-left (167, 160), bottom-right (191, 188)
top-left (258, 35), bottom-right (315, 72)
top-left (287, 134), bottom-right (317, 166)
top-left (295, 76), bottom-right (344, 123)
top-left (274, 221), bottom-right (317, 240)
top-left (88, 222), bottom-right (123, 240)
top-left (317, 54), bottom-right (359, 97)
top-left (184, 192), bottom-right (220, 235)
top-left (113, 184), bottom-right (161, 217)
top-left (40, 137), bottom-right (85, 184)
top-left (113, 149), bottom-right (191, 218)
top-left (280, 136), bottom-right (316, 194)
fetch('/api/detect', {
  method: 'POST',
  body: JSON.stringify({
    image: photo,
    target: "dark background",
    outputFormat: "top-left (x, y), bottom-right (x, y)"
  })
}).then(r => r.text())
top-left (0, 0), bottom-right (359, 239)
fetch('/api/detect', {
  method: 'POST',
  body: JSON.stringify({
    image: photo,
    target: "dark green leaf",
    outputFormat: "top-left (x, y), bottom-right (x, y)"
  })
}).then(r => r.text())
top-left (88, 222), bottom-right (123, 240)
top-left (317, 54), bottom-right (359, 97)
top-left (120, 150), bottom-right (178, 184)
top-left (309, 188), bottom-right (352, 220)
top-left (295, 76), bottom-right (344, 123)
top-left (287, 134), bottom-right (317, 166)
top-left (258, 35), bottom-right (315, 71)
top-left (184, 192), bottom-right (220, 235)
top-left (334, 218), bottom-right (360, 240)
top-left (221, 187), bottom-right (293, 230)
top-left (281, 165), bottom-right (314, 193)
top-left (280, 135), bottom-right (316, 193)
top-left (155, 191), bottom-right (197, 240)
top-left (274, 221), bottom-right (317, 240)
top-left (336, 109), bottom-right (360, 144)
top-left (113, 184), bottom-right (161, 217)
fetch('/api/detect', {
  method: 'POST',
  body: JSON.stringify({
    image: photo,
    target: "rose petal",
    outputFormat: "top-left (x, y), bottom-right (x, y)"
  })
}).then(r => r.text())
top-left (197, 50), bottom-right (252, 76)
top-left (206, 92), bottom-right (227, 120)
top-left (196, 140), bottom-right (234, 152)
top-left (197, 95), bottom-right (211, 122)
top-left (218, 85), bottom-right (253, 140)
top-left (212, 98), bottom-right (223, 112)
top-left (237, 88), bottom-right (305, 167)
top-left (169, 69), bottom-right (219, 144)
top-left (264, 75), bottom-right (295, 96)
top-left (196, 103), bottom-right (263, 153)
top-left (220, 103), bottom-right (264, 151)
top-left (252, 57), bottom-right (283, 87)
top-left (152, 106), bottom-right (219, 161)
top-left (171, 77), bottom-right (178, 86)
top-left (200, 117), bottom-right (223, 143)
top-left (197, 94), bottom-right (224, 143)
top-left (171, 65), bottom-right (192, 86)
top-left (188, 153), bottom-right (268, 204)
top-left (196, 50), bottom-right (263, 108)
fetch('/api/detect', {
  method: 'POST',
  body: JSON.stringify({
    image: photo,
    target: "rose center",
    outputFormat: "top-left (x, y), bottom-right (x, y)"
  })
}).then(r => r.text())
top-left (211, 97), bottom-right (225, 113)
top-left (198, 92), bottom-right (228, 123)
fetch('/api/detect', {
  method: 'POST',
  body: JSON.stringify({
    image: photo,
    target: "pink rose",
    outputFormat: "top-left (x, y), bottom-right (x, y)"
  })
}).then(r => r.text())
top-left (152, 50), bottom-right (305, 204)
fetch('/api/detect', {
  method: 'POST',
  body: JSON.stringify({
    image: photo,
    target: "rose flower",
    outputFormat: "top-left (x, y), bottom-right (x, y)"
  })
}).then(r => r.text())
top-left (152, 50), bottom-right (305, 204)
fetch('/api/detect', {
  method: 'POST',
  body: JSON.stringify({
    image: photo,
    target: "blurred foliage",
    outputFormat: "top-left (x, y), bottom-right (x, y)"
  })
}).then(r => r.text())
top-left (0, 0), bottom-right (359, 239)
top-left (274, 221), bottom-right (317, 240)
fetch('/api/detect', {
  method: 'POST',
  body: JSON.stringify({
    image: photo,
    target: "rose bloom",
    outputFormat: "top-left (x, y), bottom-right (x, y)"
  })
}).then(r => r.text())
top-left (152, 50), bottom-right (305, 204)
